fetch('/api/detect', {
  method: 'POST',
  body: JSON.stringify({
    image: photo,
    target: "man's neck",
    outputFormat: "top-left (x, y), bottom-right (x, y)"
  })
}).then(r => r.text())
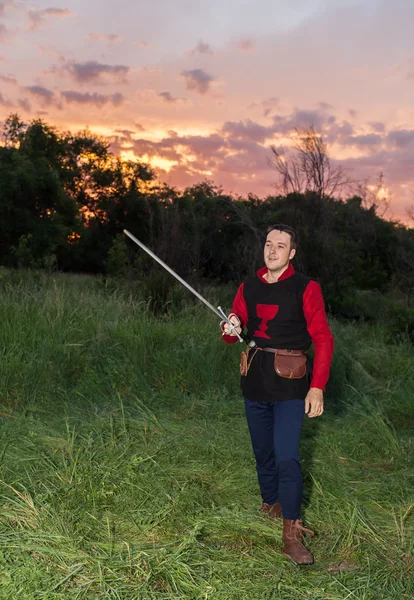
top-left (263, 263), bottom-right (289, 284)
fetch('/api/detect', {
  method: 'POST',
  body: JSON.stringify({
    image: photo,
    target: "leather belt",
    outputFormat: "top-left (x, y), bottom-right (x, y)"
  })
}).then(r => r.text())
top-left (260, 348), bottom-right (305, 356)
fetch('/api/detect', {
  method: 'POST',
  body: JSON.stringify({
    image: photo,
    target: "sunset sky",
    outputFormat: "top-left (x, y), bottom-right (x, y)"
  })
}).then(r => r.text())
top-left (1, 0), bottom-right (414, 221)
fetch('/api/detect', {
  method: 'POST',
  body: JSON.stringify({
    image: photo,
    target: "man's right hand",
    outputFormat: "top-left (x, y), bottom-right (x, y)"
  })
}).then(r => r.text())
top-left (222, 314), bottom-right (242, 336)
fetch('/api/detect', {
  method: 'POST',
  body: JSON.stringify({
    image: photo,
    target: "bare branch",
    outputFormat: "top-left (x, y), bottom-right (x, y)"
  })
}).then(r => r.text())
top-left (269, 125), bottom-right (353, 199)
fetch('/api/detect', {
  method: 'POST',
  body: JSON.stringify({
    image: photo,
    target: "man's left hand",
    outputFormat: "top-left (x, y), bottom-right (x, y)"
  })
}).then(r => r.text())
top-left (305, 388), bottom-right (324, 418)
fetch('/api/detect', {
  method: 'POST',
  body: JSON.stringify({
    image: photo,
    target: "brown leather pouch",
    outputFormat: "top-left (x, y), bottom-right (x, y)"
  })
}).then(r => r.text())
top-left (274, 350), bottom-right (307, 379)
top-left (240, 351), bottom-right (248, 376)
top-left (240, 347), bottom-right (259, 376)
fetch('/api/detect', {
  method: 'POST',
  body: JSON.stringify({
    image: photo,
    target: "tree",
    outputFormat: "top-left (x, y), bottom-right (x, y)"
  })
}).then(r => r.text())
top-left (353, 171), bottom-right (390, 218)
top-left (2, 113), bottom-right (27, 147)
top-left (269, 126), bottom-right (351, 199)
top-left (0, 118), bottom-right (78, 267)
top-left (1, 110), bottom-right (413, 332)
top-left (394, 226), bottom-right (414, 307)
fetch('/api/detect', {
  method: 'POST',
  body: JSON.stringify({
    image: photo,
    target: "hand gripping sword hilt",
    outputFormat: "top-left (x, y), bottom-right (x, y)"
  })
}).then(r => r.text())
top-left (217, 306), bottom-right (245, 343)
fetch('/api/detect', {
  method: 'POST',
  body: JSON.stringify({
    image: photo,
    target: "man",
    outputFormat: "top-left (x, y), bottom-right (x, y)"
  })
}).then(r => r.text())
top-left (222, 223), bottom-right (334, 565)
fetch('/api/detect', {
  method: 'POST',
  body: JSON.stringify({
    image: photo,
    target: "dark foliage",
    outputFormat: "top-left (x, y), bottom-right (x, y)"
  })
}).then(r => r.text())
top-left (1, 114), bottom-right (413, 337)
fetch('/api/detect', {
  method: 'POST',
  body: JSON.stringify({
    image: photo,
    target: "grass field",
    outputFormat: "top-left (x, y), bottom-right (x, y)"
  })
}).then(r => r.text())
top-left (0, 270), bottom-right (412, 599)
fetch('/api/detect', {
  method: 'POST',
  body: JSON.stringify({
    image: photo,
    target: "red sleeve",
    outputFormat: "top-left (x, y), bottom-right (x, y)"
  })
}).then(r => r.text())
top-left (221, 283), bottom-right (248, 345)
top-left (303, 281), bottom-right (334, 390)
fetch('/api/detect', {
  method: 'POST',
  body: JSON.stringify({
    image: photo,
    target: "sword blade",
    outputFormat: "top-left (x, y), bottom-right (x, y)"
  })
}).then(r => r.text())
top-left (123, 229), bottom-right (224, 321)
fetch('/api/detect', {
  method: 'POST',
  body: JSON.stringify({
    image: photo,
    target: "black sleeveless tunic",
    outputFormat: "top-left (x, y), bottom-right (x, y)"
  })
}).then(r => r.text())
top-left (241, 273), bottom-right (312, 402)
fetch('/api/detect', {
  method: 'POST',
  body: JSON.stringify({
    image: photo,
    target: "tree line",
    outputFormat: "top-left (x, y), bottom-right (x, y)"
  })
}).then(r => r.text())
top-left (1, 114), bottom-right (413, 332)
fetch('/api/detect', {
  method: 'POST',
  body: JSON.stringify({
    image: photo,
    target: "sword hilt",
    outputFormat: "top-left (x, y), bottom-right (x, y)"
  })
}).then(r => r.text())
top-left (218, 306), bottom-right (244, 343)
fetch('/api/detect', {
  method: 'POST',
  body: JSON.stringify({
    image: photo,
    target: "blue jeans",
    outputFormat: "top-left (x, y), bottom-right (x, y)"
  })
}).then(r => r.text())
top-left (244, 398), bottom-right (305, 520)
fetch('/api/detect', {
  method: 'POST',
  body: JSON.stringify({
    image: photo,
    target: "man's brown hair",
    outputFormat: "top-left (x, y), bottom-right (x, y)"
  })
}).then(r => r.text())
top-left (265, 223), bottom-right (298, 250)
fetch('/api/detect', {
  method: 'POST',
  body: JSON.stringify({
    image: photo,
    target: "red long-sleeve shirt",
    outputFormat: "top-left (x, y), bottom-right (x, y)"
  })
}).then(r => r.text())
top-left (222, 263), bottom-right (334, 391)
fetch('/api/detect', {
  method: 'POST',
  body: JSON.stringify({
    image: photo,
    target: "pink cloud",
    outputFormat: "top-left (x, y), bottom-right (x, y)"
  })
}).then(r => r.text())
top-left (0, 24), bottom-right (11, 42)
top-left (181, 68), bottom-right (215, 94)
top-left (369, 122), bottom-right (386, 133)
top-left (158, 91), bottom-right (179, 104)
top-left (188, 41), bottom-right (213, 56)
top-left (404, 58), bottom-right (414, 80)
top-left (61, 90), bottom-right (124, 107)
top-left (233, 38), bottom-right (255, 52)
top-left (25, 85), bottom-right (60, 108)
top-left (387, 129), bottom-right (414, 149)
top-left (222, 119), bottom-right (273, 143)
top-left (0, 92), bottom-right (13, 107)
top-left (18, 97), bottom-right (31, 111)
top-left (61, 60), bottom-right (130, 84)
top-left (110, 118), bottom-right (414, 220)
top-left (138, 66), bottom-right (161, 75)
top-left (340, 133), bottom-right (383, 148)
top-left (88, 33), bottom-right (121, 44)
top-left (272, 109), bottom-right (336, 134)
top-left (0, 1), bottom-right (15, 17)
top-left (28, 7), bottom-right (73, 31)
top-left (0, 74), bottom-right (16, 85)
top-left (133, 40), bottom-right (150, 48)
top-left (36, 44), bottom-right (67, 62)
top-left (325, 121), bottom-right (354, 142)
top-left (249, 96), bottom-right (279, 117)
top-left (106, 109), bottom-right (413, 220)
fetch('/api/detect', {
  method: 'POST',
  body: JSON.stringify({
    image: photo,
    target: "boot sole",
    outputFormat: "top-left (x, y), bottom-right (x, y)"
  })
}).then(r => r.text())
top-left (283, 552), bottom-right (314, 565)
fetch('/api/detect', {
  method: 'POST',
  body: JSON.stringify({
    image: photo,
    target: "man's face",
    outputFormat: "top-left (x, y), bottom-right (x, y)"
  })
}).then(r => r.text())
top-left (264, 229), bottom-right (296, 271)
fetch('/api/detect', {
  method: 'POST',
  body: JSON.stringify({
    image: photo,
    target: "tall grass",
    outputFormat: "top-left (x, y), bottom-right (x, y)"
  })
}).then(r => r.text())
top-left (0, 269), bottom-right (412, 599)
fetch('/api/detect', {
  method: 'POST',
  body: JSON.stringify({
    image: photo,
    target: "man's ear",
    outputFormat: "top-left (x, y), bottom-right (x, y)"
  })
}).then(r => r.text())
top-left (289, 248), bottom-right (296, 260)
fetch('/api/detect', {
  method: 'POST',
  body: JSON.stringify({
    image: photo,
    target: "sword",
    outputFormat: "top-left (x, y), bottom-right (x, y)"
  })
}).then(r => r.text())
top-left (123, 229), bottom-right (246, 343)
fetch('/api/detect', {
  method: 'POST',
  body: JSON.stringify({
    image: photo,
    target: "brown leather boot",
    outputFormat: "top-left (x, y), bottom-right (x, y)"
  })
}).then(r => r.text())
top-left (282, 519), bottom-right (314, 565)
top-left (260, 502), bottom-right (282, 518)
